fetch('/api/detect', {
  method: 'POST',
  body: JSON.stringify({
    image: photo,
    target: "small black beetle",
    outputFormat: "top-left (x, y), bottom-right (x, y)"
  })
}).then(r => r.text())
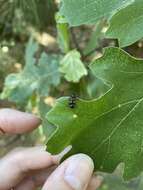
top-left (68, 94), bottom-right (77, 108)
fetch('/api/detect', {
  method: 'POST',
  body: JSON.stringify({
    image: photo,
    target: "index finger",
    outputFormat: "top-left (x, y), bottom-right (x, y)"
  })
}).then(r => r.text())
top-left (0, 108), bottom-right (41, 134)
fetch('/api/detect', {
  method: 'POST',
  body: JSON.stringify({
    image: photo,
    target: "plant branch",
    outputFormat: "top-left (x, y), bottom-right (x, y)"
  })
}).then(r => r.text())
top-left (70, 27), bottom-right (84, 59)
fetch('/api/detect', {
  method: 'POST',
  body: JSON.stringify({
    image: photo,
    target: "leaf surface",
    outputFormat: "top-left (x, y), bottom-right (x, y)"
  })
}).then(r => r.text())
top-left (46, 47), bottom-right (143, 180)
top-left (60, 50), bottom-right (87, 82)
top-left (2, 39), bottom-right (61, 103)
top-left (60, 0), bottom-right (134, 26)
top-left (106, 0), bottom-right (143, 47)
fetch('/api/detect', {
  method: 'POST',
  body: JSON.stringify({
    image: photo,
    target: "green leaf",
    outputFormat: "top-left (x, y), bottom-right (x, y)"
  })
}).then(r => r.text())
top-left (60, 50), bottom-right (87, 82)
top-left (106, 0), bottom-right (143, 47)
top-left (1, 73), bottom-right (36, 103)
top-left (36, 53), bottom-right (61, 96)
top-left (2, 39), bottom-right (61, 103)
top-left (86, 72), bottom-right (109, 99)
top-left (60, 0), bottom-right (134, 26)
top-left (46, 47), bottom-right (143, 180)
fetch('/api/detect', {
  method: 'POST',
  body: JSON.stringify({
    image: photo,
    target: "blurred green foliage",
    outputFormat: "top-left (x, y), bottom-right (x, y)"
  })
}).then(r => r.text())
top-left (1, 0), bottom-right (143, 189)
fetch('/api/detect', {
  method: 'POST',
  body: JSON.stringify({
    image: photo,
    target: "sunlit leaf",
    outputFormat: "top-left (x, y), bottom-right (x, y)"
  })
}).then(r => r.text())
top-left (46, 47), bottom-right (143, 180)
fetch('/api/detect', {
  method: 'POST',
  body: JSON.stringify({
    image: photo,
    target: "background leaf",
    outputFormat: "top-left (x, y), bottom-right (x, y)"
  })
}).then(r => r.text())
top-left (106, 0), bottom-right (143, 47)
top-left (2, 39), bottom-right (61, 103)
top-left (60, 50), bottom-right (87, 82)
top-left (60, 0), bottom-right (134, 26)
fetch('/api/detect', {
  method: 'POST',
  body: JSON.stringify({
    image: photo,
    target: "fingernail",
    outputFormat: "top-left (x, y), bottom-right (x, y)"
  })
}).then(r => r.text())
top-left (57, 145), bottom-right (72, 160)
top-left (64, 154), bottom-right (94, 190)
top-left (53, 145), bottom-right (72, 164)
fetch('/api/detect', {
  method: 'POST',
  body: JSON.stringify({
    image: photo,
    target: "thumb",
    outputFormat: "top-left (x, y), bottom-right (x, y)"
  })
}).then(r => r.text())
top-left (42, 154), bottom-right (94, 190)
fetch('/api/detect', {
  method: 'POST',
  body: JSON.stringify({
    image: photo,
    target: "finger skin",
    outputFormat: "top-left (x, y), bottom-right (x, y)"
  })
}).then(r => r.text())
top-left (42, 154), bottom-right (94, 190)
top-left (15, 179), bottom-right (35, 190)
top-left (0, 108), bottom-right (41, 134)
top-left (87, 175), bottom-right (103, 190)
top-left (15, 166), bottom-right (57, 190)
top-left (15, 171), bottom-right (102, 190)
top-left (0, 147), bottom-right (59, 190)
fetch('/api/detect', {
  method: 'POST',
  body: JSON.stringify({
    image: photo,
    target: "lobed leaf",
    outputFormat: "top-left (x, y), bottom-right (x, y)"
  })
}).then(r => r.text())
top-left (60, 50), bottom-right (87, 82)
top-left (46, 47), bottom-right (143, 180)
top-left (2, 39), bottom-right (61, 103)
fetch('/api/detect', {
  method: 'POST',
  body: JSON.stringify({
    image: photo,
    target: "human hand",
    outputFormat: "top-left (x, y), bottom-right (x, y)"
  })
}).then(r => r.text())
top-left (0, 109), bottom-right (103, 190)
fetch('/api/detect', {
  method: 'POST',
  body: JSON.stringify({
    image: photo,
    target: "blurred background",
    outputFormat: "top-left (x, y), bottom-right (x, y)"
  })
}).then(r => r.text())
top-left (0, 0), bottom-right (143, 189)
